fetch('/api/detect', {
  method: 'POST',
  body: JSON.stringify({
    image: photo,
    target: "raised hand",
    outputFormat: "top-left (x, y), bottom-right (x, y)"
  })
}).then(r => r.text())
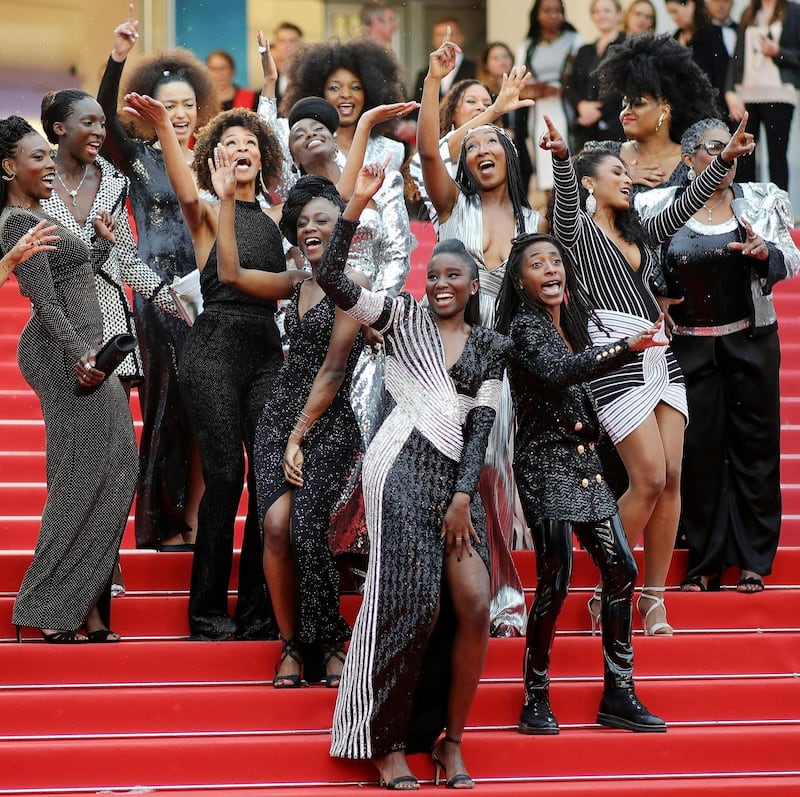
top-left (353, 157), bottom-right (390, 203)
top-left (627, 160), bottom-right (668, 188)
top-left (93, 210), bottom-right (117, 244)
top-left (4, 221), bottom-right (58, 267)
top-left (721, 112), bottom-right (755, 163)
top-left (358, 101), bottom-right (419, 131)
top-left (728, 217), bottom-right (769, 261)
top-left (427, 26), bottom-right (462, 81)
top-left (538, 114), bottom-right (568, 159)
top-left (112, 4), bottom-right (139, 62)
top-left (209, 143), bottom-right (237, 201)
top-left (122, 93), bottom-right (169, 128)
top-left (492, 66), bottom-right (535, 117)
top-left (257, 30), bottom-right (278, 85)
top-left (628, 313), bottom-right (670, 350)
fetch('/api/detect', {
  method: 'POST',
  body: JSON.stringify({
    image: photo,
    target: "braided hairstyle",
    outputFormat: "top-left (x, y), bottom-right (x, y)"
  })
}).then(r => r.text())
top-left (495, 232), bottom-right (599, 352)
top-left (594, 33), bottom-right (718, 143)
top-left (0, 115), bottom-right (36, 208)
top-left (455, 125), bottom-right (531, 235)
top-left (280, 37), bottom-right (404, 137)
top-left (41, 90), bottom-right (94, 145)
top-left (192, 109), bottom-right (283, 197)
top-left (120, 47), bottom-right (218, 140)
top-left (279, 175), bottom-right (345, 246)
top-left (429, 238), bottom-right (481, 327)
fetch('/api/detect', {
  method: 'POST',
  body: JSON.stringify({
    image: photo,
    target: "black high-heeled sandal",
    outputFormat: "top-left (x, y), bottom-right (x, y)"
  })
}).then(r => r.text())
top-left (431, 736), bottom-right (474, 789)
top-left (86, 628), bottom-right (121, 643)
top-left (273, 635), bottom-right (302, 688)
top-left (322, 642), bottom-right (346, 688)
top-left (40, 629), bottom-right (88, 644)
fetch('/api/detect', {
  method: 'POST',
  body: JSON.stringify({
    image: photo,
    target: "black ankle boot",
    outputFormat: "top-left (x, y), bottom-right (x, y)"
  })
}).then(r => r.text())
top-left (597, 686), bottom-right (666, 733)
top-left (518, 689), bottom-right (559, 735)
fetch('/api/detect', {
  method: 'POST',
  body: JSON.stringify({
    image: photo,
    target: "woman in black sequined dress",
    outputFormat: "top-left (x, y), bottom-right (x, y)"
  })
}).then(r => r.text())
top-left (97, 10), bottom-right (218, 550)
top-left (214, 172), bottom-right (367, 687)
top-left (322, 165), bottom-right (509, 790)
top-left (124, 95), bottom-right (300, 640)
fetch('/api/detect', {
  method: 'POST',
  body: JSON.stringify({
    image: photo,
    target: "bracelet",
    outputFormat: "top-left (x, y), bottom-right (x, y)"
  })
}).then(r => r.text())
top-left (290, 410), bottom-right (312, 441)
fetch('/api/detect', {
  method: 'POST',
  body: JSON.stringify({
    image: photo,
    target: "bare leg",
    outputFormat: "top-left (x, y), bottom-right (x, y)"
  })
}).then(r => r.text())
top-left (435, 548), bottom-right (490, 787)
top-left (372, 750), bottom-right (420, 790)
top-left (263, 492), bottom-right (299, 683)
top-left (183, 440), bottom-right (204, 544)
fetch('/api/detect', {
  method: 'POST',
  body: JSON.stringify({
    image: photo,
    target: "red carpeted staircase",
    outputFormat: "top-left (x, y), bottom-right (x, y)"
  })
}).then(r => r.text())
top-left (2, 235), bottom-right (800, 795)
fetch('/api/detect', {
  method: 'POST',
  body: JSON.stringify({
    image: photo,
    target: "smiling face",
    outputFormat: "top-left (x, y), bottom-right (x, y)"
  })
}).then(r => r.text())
top-left (425, 252), bottom-right (478, 320)
top-left (453, 84), bottom-right (493, 129)
top-left (463, 126), bottom-right (508, 191)
top-left (518, 239), bottom-right (566, 313)
top-left (53, 96), bottom-right (106, 165)
top-left (685, 125), bottom-right (736, 186)
top-left (154, 78), bottom-right (198, 146)
top-left (624, 0), bottom-right (656, 34)
top-left (583, 154), bottom-right (632, 212)
top-left (619, 92), bottom-right (668, 139)
top-left (2, 131), bottom-right (56, 203)
top-left (324, 68), bottom-right (365, 129)
top-left (218, 125), bottom-right (262, 185)
top-left (289, 118), bottom-right (336, 169)
top-left (296, 196), bottom-right (341, 265)
top-left (484, 44), bottom-right (514, 79)
top-left (591, 0), bottom-right (623, 34)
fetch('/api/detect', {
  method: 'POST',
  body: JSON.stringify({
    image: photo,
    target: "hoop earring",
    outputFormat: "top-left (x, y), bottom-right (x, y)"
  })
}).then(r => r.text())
top-left (656, 111), bottom-right (668, 131)
top-left (585, 187), bottom-right (597, 217)
top-left (1, 173), bottom-right (15, 182)
top-left (687, 167), bottom-right (696, 181)
top-left (259, 172), bottom-right (270, 195)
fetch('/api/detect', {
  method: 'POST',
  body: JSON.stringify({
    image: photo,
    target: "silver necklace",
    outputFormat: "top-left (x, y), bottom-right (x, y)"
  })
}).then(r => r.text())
top-left (55, 165), bottom-right (88, 206)
top-left (701, 190), bottom-right (729, 223)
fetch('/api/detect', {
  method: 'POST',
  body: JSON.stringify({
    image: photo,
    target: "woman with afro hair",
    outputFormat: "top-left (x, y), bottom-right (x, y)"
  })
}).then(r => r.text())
top-left (124, 91), bottom-right (305, 641)
top-left (588, 33), bottom-right (720, 195)
top-left (97, 8), bottom-right (218, 553)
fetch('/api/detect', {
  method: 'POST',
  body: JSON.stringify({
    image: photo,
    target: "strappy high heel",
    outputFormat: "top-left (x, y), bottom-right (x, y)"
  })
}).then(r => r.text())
top-left (587, 584), bottom-right (602, 636)
top-left (272, 635), bottom-right (302, 688)
top-left (637, 587), bottom-right (673, 636)
top-left (431, 736), bottom-right (474, 789)
top-left (322, 642), bottom-right (346, 688)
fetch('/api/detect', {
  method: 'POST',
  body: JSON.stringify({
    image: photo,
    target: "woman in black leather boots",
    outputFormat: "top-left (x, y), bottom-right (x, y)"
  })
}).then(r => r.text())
top-left (496, 232), bottom-right (666, 734)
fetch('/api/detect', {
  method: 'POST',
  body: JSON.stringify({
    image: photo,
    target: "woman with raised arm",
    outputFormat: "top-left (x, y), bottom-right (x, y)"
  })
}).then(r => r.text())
top-left (124, 93), bottom-right (298, 641)
top-left (419, 34), bottom-right (540, 638)
top-left (1, 116), bottom-right (137, 643)
top-left (0, 219), bottom-right (58, 287)
top-left (97, 5), bottom-right (218, 551)
top-left (495, 232), bottom-right (666, 735)
top-left (636, 118), bottom-right (800, 593)
top-left (322, 162), bottom-right (510, 791)
top-left (540, 112), bottom-right (755, 635)
top-left (213, 159), bottom-right (368, 687)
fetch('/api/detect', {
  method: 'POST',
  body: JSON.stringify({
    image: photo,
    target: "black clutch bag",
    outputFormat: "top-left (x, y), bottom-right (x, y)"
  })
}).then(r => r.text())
top-left (74, 333), bottom-right (137, 396)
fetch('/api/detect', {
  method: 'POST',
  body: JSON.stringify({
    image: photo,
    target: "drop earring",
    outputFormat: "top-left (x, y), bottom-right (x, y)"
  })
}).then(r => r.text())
top-left (585, 187), bottom-right (597, 217)
top-left (687, 167), bottom-right (696, 181)
top-left (656, 111), bottom-right (668, 131)
top-left (1, 173), bottom-right (15, 182)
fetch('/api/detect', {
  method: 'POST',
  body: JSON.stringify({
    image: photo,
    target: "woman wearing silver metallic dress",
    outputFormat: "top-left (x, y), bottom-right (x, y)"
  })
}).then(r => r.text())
top-left (256, 33), bottom-right (414, 445)
top-left (419, 35), bottom-right (540, 637)
top-left (496, 232), bottom-right (666, 735)
top-left (40, 89), bottom-right (181, 389)
top-left (636, 118), bottom-right (800, 593)
top-left (1, 116), bottom-right (137, 642)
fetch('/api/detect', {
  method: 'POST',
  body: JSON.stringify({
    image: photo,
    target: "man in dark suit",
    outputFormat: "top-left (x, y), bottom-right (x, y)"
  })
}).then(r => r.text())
top-left (411, 17), bottom-right (477, 104)
top-left (707, 0), bottom-right (738, 56)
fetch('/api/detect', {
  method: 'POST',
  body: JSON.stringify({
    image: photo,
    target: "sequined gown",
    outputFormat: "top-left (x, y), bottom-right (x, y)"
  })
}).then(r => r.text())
top-left (550, 152), bottom-right (734, 443)
top-left (41, 155), bottom-right (180, 382)
top-left (182, 200), bottom-right (285, 639)
top-left (98, 55), bottom-right (197, 547)
top-left (258, 97), bottom-right (412, 445)
top-left (319, 217), bottom-right (509, 760)
top-left (2, 207), bottom-right (137, 631)
top-left (438, 190), bottom-right (540, 635)
top-left (254, 281), bottom-right (364, 655)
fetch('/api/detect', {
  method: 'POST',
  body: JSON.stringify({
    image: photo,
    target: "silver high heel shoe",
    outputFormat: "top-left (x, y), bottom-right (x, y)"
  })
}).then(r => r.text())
top-left (637, 587), bottom-right (673, 636)
top-left (587, 585), bottom-right (602, 636)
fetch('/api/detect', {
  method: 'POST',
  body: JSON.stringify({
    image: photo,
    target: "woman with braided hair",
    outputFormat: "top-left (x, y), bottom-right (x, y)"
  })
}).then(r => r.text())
top-left (1, 115), bottom-right (137, 643)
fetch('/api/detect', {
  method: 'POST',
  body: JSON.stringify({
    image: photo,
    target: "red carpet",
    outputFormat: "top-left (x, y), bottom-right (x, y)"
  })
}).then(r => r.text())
top-left (1, 249), bottom-right (800, 794)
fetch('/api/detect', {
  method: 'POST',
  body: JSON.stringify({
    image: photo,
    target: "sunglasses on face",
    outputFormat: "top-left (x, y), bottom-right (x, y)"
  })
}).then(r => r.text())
top-left (696, 139), bottom-right (728, 155)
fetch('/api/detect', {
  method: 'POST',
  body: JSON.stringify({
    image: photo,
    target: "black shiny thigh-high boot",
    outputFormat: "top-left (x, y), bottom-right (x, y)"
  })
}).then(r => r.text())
top-left (575, 515), bottom-right (666, 732)
top-left (518, 519), bottom-right (572, 735)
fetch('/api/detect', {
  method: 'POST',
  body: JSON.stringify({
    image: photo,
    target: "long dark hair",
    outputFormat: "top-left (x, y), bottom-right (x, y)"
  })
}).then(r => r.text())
top-left (741, 0), bottom-right (788, 27)
top-left (430, 238), bottom-right (481, 327)
top-left (495, 233), bottom-right (599, 352)
top-left (526, 0), bottom-right (577, 42)
top-left (455, 125), bottom-right (531, 236)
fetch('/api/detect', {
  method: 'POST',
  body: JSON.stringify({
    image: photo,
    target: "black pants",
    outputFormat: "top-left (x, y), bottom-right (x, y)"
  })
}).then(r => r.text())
top-left (736, 102), bottom-right (794, 191)
top-left (524, 515), bottom-right (636, 693)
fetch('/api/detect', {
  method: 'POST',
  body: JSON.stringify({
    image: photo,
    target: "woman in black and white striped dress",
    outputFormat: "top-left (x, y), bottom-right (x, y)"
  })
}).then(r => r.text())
top-left (539, 113), bottom-right (754, 635)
